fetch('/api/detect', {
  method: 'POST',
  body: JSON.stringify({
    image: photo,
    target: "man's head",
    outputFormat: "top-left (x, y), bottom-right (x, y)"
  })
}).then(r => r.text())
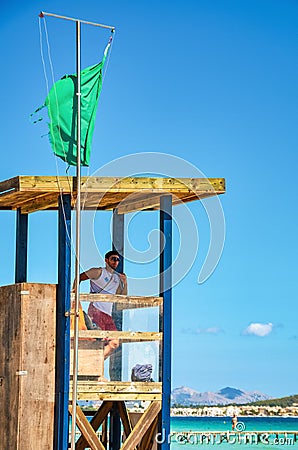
top-left (105, 250), bottom-right (121, 270)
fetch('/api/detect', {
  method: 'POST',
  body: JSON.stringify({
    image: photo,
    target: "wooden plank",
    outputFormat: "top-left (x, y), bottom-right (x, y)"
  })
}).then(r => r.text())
top-left (69, 404), bottom-right (105, 450)
top-left (74, 330), bottom-right (162, 342)
top-left (0, 284), bottom-right (20, 450)
top-left (18, 284), bottom-right (56, 449)
top-left (115, 302), bottom-right (161, 311)
top-left (0, 191), bottom-right (37, 208)
top-left (0, 176), bottom-right (225, 212)
top-left (0, 284), bottom-right (56, 449)
top-left (117, 180), bottom-right (225, 214)
top-left (71, 381), bottom-right (162, 402)
top-left (118, 401), bottom-right (133, 438)
top-left (84, 193), bottom-right (128, 211)
top-left (78, 293), bottom-right (163, 307)
top-left (19, 175), bottom-right (73, 192)
top-left (116, 192), bottom-right (164, 214)
top-left (0, 175), bottom-right (19, 193)
top-left (76, 401), bottom-right (113, 450)
top-left (116, 195), bottom-right (188, 214)
top-left (76, 392), bottom-right (162, 402)
top-left (70, 339), bottom-right (104, 377)
top-left (19, 193), bottom-right (60, 214)
top-left (72, 381), bottom-right (162, 393)
top-left (101, 418), bottom-right (108, 448)
top-left (139, 415), bottom-right (158, 450)
top-left (121, 402), bottom-right (161, 450)
top-left (15, 176), bottom-right (225, 194)
top-left (79, 176), bottom-right (201, 193)
top-left (116, 192), bottom-right (207, 214)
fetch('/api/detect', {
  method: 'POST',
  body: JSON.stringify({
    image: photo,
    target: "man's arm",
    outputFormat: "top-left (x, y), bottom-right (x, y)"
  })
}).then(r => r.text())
top-left (72, 267), bottom-right (102, 291)
top-left (116, 273), bottom-right (127, 295)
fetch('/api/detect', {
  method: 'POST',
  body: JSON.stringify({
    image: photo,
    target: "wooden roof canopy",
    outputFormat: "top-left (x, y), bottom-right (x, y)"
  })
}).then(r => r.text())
top-left (0, 176), bottom-right (225, 214)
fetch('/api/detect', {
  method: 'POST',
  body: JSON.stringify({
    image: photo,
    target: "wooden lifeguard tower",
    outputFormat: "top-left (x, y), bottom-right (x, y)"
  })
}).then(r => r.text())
top-left (0, 175), bottom-right (225, 450)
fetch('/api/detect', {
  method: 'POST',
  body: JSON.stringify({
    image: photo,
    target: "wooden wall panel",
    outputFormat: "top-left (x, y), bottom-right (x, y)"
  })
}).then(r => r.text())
top-left (0, 283), bottom-right (56, 450)
top-left (0, 284), bottom-right (20, 450)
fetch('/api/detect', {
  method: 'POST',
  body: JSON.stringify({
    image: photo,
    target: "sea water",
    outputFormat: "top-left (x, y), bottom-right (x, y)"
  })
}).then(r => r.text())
top-left (170, 416), bottom-right (298, 449)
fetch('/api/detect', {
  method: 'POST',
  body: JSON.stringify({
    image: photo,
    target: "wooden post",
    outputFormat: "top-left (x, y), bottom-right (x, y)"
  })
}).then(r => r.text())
top-left (109, 209), bottom-right (125, 450)
top-left (15, 209), bottom-right (28, 283)
top-left (159, 195), bottom-right (172, 450)
top-left (110, 208), bottom-right (125, 379)
top-left (54, 194), bottom-right (71, 450)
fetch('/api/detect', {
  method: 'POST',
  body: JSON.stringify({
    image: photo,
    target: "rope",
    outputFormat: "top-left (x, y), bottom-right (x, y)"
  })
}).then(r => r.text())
top-left (38, 18), bottom-right (50, 95)
top-left (39, 18), bottom-right (81, 450)
top-left (39, 16), bottom-right (76, 249)
top-left (102, 30), bottom-right (115, 84)
top-left (41, 16), bottom-right (74, 184)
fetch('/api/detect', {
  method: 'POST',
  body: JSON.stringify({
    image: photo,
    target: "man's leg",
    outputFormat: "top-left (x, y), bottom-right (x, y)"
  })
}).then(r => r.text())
top-left (88, 304), bottom-right (119, 359)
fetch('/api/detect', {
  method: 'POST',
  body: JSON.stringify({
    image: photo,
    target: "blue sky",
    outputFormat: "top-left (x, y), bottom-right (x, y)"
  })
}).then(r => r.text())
top-left (0, 0), bottom-right (297, 398)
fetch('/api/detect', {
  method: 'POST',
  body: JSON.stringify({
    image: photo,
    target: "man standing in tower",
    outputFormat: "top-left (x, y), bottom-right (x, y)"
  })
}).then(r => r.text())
top-left (75, 250), bottom-right (127, 359)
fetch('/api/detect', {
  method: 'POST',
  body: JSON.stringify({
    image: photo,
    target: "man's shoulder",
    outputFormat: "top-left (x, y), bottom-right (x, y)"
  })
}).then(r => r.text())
top-left (85, 267), bottom-right (103, 279)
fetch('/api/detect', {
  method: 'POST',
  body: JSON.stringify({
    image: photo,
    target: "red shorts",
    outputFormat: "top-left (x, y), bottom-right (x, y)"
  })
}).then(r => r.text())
top-left (88, 303), bottom-right (117, 331)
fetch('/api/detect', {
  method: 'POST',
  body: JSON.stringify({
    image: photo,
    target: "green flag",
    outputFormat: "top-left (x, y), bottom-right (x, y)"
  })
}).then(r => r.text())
top-left (45, 40), bottom-right (110, 166)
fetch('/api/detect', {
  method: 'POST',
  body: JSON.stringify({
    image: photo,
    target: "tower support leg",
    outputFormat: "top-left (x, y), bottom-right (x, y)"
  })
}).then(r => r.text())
top-left (15, 209), bottom-right (28, 283)
top-left (54, 194), bottom-right (71, 450)
top-left (109, 209), bottom-right (125, 450)
top-left (159, 195), bottom-right (172, 450)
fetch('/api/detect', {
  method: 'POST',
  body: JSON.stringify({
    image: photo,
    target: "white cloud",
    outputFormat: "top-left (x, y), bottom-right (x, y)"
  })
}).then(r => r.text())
top-left (181, 326), bottom-right (223, 335)
top-left (205, 327), bottom-right (222, 334)
top-left (243, 322), bottom-right (273, 337)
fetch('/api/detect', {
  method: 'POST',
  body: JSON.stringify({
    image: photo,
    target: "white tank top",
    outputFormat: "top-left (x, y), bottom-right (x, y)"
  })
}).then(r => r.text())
top-left (90, 267), bottom-right (120, 316)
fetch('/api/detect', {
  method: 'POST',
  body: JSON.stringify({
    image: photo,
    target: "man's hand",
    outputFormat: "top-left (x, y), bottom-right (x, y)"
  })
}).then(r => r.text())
top-left (119, 273), bottom-right (127, 284)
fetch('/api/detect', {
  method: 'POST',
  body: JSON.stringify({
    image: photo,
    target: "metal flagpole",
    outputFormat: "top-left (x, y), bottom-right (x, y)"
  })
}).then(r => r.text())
top-left (71, 19), bottom-right (81, 450)
top-left (39, 12), bottom-right (115, 449)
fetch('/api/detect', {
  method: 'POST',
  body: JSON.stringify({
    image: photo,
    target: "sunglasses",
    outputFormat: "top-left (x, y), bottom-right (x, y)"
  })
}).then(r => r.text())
top-left (110, 257), bottom-right (120, 262)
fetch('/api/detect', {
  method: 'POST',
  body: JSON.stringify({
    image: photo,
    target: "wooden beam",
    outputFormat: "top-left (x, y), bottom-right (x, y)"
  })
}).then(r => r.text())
top-left (72, 381), bottom-right (162, 394)
top-left (78, 293), bottom-right (163, 307)
top-left (0, 191), bottom-right (34, 209)
top-left (19, 193), bottom-right (60, 214)
top-left (0, 175), bottom-right (19, 193)
top-left (116, 192), bottom-right (163, 214)
top-left (70, 381), bottom-right (162, 402)
top-left (73, 330), bottom-right (162, 342)
top-left (75, 401), bottom-right (113, 450)
top-left (121, 401), bottom-right (161, 450)
top-left (77, 392), bottom-right (162, 402)
top-left (0, 176), bottom-right (225, 212)
top-left (69, 404), bottom-right (105, 450)
top-left (101, 418), bottom-right (108, 448)
top-left (116, 184), bottom-right (225, 214)
top-left (117, 401), bottom-right (133, 438)
top-left (139, 415), bottom-right (159, 450)
top-left (13, 175), bottom-right (225, 194)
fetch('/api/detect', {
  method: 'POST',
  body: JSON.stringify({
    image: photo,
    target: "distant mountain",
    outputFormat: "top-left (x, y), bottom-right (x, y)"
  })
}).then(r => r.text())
top-left (250, 394), bottom-right (298, 408)
top-left (171, 386), bottom-right (272, 406)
